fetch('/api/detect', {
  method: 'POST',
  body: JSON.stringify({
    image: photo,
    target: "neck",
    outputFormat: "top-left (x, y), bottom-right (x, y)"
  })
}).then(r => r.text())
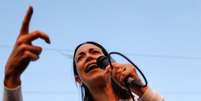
top-left (89, 81), bottom-right (118, 101)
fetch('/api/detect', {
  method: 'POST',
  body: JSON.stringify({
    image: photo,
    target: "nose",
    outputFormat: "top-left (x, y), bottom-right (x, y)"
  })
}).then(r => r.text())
top-left (85, 53), bottom-right (95, 62)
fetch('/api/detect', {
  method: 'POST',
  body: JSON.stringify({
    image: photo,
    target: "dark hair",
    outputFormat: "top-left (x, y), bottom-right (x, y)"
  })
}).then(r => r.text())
top-left (73, 41), bottom-right (131, 101)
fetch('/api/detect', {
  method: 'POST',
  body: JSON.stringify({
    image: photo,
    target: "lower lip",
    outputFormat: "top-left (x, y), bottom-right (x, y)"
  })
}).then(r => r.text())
top-left (87, 68), bottom-right (100, 73)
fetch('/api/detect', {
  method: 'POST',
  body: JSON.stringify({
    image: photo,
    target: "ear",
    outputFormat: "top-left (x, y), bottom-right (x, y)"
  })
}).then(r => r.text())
top-left (75, 75), bottom-right (83, 85)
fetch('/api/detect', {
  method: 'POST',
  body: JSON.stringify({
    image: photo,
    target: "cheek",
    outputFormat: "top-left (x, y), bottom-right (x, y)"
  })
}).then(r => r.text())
top-left (75, 63), bottom-right (89, 81)
top-left (76, 67), bottom-right (87, 83)
top-left (75, 62), bottom-right (85, 76)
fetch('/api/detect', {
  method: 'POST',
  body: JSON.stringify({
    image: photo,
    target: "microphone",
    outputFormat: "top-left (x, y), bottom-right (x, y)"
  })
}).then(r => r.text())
top-left (96, 56), bottom-right (143, 88)
top-left (96, 56), bottom-right (110, 69)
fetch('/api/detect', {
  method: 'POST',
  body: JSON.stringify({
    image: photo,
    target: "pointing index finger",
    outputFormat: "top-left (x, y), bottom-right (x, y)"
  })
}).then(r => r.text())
top-left (19, 6), bottom-right (33, 36)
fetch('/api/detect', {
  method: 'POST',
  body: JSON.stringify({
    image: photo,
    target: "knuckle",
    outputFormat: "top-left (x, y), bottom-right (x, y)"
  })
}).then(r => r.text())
top-left (35, 46), bottom-right (42, 54)
top-left (32, 31), bottom-right (39, 36)
top-left (16, 39), bottom-right (24, 45)
top-left (38, 47), bottom-right (42, 52)
top-left (29, 31), bottom-right (38, 37)
top-left (23, 51), bottom-right (29, 59)
top-left (18, 44), bottom-right (27, 51)
top-left (32, 30), bottom-right (42, 35)
top-left (24, 51), bottom-right (30, 56)
top-left (23, 20), bottom-right (29, 25)
top-left (20, 44), bottom-right (27, 49)
top-left (32, 56), bottom-right (39, 61)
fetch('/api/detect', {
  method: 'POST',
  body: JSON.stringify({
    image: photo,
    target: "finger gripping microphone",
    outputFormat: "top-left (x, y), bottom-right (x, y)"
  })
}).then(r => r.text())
top-left (96, 56), bottom-right (143, 88)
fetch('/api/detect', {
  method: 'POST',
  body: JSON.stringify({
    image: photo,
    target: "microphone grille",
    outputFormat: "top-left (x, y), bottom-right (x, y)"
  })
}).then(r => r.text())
top-left (96, 56), bottom-right (109, 69)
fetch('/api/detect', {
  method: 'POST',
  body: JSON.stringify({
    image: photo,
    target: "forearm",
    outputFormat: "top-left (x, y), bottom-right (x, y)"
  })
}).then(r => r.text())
top-left (3, 75), bottom-right (23, 101)
top-left (138, 87), bottom-right (165, 101)
top-left (3, 86), bottom-right (23, 101)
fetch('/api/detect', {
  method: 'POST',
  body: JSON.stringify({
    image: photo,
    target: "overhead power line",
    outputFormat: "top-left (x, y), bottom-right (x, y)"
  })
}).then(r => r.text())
top-left (1, 44), bottom-right (201, 60)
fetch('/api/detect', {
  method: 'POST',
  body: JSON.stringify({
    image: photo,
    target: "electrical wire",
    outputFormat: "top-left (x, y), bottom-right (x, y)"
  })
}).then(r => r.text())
top-left (107, 51), bottom-right (148, 101)
top-left (1, 44), bottom-right (201, 60)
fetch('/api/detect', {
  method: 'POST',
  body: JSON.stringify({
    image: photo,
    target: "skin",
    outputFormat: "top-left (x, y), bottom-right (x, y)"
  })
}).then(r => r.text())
top-left (4, 6), bottom-right (50, 88)
top-left (74, 44), bottom-right (148, 101)
top-left (75, 44), bottom-right (117, 101)
top-left (4, 6), bottom-right (147, 101)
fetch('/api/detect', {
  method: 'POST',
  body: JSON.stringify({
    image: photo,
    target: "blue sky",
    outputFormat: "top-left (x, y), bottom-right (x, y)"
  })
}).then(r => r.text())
top-left (0, 0), bottom-right (201, 101)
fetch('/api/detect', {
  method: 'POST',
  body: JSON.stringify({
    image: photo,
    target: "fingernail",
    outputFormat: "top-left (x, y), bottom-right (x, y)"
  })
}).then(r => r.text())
top-left (46, 39), bottom-right (51, 44)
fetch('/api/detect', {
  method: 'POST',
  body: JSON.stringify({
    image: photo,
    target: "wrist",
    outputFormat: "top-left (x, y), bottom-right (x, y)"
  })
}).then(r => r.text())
top-left (131, 86), bottom-right (148, 97)
top-left (4, 74), bottom-right (21, 88)
top-left (138, 86), bottom-right (148, 97)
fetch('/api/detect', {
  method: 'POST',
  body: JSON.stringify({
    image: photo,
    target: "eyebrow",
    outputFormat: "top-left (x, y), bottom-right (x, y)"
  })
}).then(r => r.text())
top-left (76, 47), bottom-right (101, 57)
top-left (77, 52), bottom-right (85, 57)
top-left (89, 48), bottom-right (98, 52)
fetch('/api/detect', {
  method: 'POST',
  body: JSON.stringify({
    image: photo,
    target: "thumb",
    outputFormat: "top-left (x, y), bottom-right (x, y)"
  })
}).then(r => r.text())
top-left (104, 65), bottom-right (111, 74)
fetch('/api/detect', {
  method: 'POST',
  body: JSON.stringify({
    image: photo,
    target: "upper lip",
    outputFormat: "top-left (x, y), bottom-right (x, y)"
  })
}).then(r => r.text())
top-left (85, 62), bottom-right (99, 73)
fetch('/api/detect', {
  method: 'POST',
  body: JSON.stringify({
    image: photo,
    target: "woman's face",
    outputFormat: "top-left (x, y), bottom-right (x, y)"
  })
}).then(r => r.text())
top-left (74, 44), bottom-right (109, 86)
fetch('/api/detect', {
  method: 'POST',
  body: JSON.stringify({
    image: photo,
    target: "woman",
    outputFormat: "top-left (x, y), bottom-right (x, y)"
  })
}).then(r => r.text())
top-left (72, 41), bottom-right (164, 101)
top-left (3, 6), bottom-right (164, 101)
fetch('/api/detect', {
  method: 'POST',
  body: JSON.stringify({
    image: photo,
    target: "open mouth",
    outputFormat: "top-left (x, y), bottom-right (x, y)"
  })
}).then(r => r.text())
top-left (85, 63), bottom-right (99, 73)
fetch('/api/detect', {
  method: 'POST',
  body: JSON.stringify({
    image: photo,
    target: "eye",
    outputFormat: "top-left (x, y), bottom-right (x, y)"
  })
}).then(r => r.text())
top-left (76, 55), bottom-right (84, 62)
top-left (91, 49), bottom-right (100, 54)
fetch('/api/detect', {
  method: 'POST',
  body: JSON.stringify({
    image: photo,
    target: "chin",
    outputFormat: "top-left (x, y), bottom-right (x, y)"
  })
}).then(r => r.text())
top-left (87, 70), bottom-right (110, 86)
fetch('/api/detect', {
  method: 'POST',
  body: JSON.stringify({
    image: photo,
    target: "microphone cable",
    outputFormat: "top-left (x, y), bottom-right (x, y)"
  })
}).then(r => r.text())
top-left (107, 51), bottom-right (148, 101)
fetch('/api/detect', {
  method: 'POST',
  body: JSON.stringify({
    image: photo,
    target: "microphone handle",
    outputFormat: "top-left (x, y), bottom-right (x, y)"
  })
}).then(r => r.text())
top-left (96, 56), bottom-right (144, 88)
top-left (126, 77), bottom-right (144, 88)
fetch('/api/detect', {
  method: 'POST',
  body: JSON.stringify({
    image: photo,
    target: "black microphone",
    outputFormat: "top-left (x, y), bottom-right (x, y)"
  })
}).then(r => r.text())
top-left (96, 56), bottom-right (110, 69)
top-left (96, 56), bottom-right (143, 88)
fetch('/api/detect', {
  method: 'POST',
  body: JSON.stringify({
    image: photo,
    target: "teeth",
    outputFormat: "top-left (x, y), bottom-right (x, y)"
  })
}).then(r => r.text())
top-left (88, 64), bottom-right (96, 67)
top-left (86, 63), bottom-right (98, 73)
